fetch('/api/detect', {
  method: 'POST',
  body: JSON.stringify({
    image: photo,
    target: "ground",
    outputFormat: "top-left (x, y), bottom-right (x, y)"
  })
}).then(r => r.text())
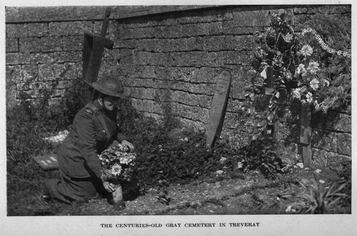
top-left (33, 165), bottom-right (350, 216)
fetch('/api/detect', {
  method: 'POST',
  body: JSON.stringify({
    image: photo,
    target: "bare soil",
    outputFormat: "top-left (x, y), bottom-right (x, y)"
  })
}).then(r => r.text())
top-left (34, 166), bottom-right (350, 216)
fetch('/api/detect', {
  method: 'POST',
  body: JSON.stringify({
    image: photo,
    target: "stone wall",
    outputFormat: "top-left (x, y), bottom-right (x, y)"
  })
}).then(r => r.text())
top-left (5, 5), bottom-right (351, 161)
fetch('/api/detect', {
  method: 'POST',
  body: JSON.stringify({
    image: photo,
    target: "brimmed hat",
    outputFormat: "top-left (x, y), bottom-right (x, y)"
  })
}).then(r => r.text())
top-left (92, 75), bottom-right (127, 98)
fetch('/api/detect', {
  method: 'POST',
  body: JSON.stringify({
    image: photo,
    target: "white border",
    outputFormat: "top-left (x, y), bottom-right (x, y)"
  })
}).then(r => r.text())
top-left (1, 1), bottom-right (356, 236)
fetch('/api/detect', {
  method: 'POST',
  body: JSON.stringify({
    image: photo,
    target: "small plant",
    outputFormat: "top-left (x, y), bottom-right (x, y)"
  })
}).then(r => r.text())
top-left (297, 176), bottom-right (348, 214)
top-left (238, 135), bottom-right (285, 179)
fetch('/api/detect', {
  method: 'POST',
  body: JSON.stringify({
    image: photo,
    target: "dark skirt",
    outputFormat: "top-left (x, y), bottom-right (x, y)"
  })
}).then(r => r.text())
top-left (44, 170), bottom-right (105, 204)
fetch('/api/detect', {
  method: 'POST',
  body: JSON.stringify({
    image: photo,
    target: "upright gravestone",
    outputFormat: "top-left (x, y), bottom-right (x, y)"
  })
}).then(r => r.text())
top-left (206, 70), bottom-right (232, 148)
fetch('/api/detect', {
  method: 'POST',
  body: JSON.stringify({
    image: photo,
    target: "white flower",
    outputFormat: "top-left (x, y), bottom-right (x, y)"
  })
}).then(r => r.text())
top-left (307, 61), bottom-right (320, 74)
top-left (285, 70), bottom-right (292, 80)
top-left (310, 78), bottom-right (319, 90)
top-left (315, 169), bottom-right (322, 174)
top-left (306, 92), bottom-right (313, 103)
top-left (220, 157), bottom-right (227, 164)
top-left (296, 64), bottom-right (307, 76)
top-left (295, 163), bottom-right (304, 168)
top-left (292, 88), bottom-right (301, 100)
top-left (322, 79), bottom-right (330, 87)
top-left (284, 33), bottom-right (293, 43)
top-left (300, 44), bottom-right (313, 57)
top-left (111, 163), bottom-right (122, 176)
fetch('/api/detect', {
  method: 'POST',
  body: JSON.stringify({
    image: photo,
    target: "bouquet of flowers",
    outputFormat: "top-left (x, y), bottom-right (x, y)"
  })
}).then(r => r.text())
top-left (98, 142), bottom-right (137, 183)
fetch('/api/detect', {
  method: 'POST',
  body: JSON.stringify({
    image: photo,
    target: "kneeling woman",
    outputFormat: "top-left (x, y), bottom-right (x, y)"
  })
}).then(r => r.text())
top-left (44, 75), bottom-right (134, 208)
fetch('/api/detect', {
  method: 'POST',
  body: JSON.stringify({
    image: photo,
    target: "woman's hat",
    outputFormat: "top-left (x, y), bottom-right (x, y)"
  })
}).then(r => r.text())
top-left (92, 75), bottom-right (127, 98)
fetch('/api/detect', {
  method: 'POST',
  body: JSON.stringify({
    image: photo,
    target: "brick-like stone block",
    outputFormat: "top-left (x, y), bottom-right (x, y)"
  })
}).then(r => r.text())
top-left (6, 24), bottom-right (28, 38)
top-left (170, 51), bottom-right (209, 67)
top-left (170, 81), bottom-right (212, 96)
top-left (117, 49), bottom-right (135, 65)
top-left (27, 23), bottom-right (49, 37)
top-left (6, 65), bottom-right (22, 83)
top-left (62, 36), bottom-right (83, 51)
top-left (191, 67), bottom-right (220, 84)
top-left (6, 38), bottom-right (19, 52)
top-left (38, 63), bottom-right (73, 81)
top-left (49, 21), bottom-right (93, 36)
top-left (54, 51), bottom-right (82, 63)
top-left (130, 87), bottom-right (156, 100)
top-left (162, 25), bottom-right (183, 38)
top-left (312, 148), bottom-right (350, 168)
top-left (203, 36), bottom-right (225, 51)
top-left (16, 82), bottom-right (29, 91)
top-left (28, 81), bottom-right (47, 90)
top-left (181, 23), bottom-right (208, 37)
top-left (336, 133), bottom-right (351, 156)
top-left (17, 52), bottom-right (34, 65)
top-left (134, 51), bottom-right (155, 65)
top-left (232, 10), bottom-right (269, 27)
top-left (333, 113), bottom-right (351, 133)
top-left (311, 131), bottom-right (337, 153)
top-left (173, 103), bottom-right (202, 121)
top-left (6, 80), bottom-right (17, 107)
top-left (164, 38), bottom-right (188, 52)
top-left (41, 36), bottom-right (63, 52)
top-left (222, 20), bottom-right (258, 35)
top-left (130, 79), bottom-right (152, 89)
top-left (30, 53), bottom-right (56, 64)
top-left (234, 35), bottom-right (254, 51)
top-left (6, 53), bottom-right (20, 65)
top-left (171, 90), bottom-right (194, 106)
top-left (205, 22), bottom-right (223, 35)
top-left (22, 64), bottom-right (39, 82)
top-left (216, 50), bottom-right (250, 66)
top-left (177, 15), bottom-right (204, 25)
top-left (19, 37), bottom-right (42, 53)
top-left (184, 37), bottom-right (202, 51)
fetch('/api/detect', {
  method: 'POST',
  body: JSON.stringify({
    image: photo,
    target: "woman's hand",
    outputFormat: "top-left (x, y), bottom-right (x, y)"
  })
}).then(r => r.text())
top-left (101, 174), bottom-right (115, 192)
top-left (121, 140), bottom-right (135, 151)
top-left (103, 181), bottom-right (115, 193)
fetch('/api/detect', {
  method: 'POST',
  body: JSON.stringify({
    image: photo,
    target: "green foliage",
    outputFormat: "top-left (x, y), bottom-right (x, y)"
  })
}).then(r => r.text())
top-left (7, 77), bottom-right (88, 166)
top-left (115, 92), bottom-right (234, 187)
top-left (238, 135), bottom-right (285, 179)
top-left (133, 126), bottom-right (233, 186)
top-left (7, 76), bottom-right (88, 215)
top-left (297, 176), bottom-right (348, 214)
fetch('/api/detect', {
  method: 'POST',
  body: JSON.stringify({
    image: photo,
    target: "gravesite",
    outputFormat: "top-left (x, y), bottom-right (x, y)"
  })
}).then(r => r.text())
top-left (5, 4), bottom-right (352, 224)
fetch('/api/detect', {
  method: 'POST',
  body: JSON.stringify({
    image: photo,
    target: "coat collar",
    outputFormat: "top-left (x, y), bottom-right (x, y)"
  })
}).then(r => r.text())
top-left (93, 99), bottom-right (104, 111)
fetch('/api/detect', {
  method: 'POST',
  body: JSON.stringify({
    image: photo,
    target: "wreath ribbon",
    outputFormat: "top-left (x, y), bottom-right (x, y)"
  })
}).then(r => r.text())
top-left (302, 27), bottom-right (351, 59)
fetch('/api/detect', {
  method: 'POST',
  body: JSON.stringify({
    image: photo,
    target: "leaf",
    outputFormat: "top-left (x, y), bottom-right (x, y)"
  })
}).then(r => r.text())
top-left (256, 120), bottom-right (267, 128)
top-left (251, 134), bottom-right (260, 141)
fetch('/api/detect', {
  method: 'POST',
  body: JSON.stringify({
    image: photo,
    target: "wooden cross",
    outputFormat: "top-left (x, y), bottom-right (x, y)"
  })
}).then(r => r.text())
top-left (82, 7), bottom-right (114, 86)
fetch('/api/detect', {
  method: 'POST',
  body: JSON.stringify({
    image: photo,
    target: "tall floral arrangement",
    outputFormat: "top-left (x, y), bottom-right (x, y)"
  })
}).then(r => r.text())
top-left (245, 8), bottom-right (351, 140)
top-left (98, 142), bottom-right (137, 183)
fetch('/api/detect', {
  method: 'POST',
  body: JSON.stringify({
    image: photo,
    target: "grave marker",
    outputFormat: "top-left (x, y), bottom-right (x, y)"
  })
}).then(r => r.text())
top-left (206, 70), bottom-right (232, 148)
